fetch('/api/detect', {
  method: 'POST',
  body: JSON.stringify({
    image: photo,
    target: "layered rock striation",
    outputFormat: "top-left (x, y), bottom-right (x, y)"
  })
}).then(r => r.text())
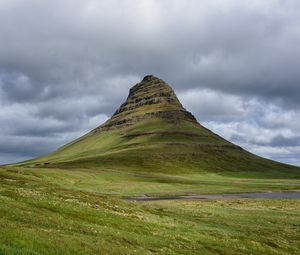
top-left (94, 75), bottom-right (197, 131)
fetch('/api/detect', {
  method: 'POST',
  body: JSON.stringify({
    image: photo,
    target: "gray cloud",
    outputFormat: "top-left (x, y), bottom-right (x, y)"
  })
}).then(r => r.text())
top-left (269, 135), bottom-right (300, 147)
top-left (0, 0), bottom-right (299, 165)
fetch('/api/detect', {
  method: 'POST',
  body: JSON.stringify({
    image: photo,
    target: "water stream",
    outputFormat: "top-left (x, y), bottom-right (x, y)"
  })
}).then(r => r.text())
top-left (124, 191), bottom-right (300, 201)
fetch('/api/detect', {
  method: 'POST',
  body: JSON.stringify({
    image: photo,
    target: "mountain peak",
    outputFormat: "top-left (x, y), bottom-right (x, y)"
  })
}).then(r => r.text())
top-left (95, 76), bottom-right (197, 131)
top-left (129, 75), bottom-right (169, 96)
top-left (142, 74), bottom-right (157, 81)
top-left (28, 76), bottom-right (299, 175)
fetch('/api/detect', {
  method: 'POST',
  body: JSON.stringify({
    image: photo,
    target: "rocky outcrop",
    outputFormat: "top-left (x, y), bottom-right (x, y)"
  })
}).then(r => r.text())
top-left (93, 75), bottom-right (197, 132)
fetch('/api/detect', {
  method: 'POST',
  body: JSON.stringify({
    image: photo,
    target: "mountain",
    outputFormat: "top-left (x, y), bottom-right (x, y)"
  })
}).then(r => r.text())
top-left (25, 75), bottom-right (299, 175)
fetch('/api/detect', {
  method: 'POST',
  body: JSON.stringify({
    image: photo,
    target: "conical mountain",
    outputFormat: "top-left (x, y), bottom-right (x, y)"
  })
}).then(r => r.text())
top-left (27, 75), bottom-right (299, 174)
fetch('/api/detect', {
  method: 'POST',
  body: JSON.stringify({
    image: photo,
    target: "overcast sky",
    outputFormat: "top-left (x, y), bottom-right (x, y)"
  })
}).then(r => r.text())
top-left (0, 0), bottom-right (300, 166)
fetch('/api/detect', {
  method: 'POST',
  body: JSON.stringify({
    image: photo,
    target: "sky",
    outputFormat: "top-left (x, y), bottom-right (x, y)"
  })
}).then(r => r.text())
top-left (0, 0), bottom-right (300, 166)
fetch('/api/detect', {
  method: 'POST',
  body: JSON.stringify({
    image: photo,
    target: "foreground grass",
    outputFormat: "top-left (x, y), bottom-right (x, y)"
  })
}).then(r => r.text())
top-left (0, 166), bottom-right (300, 254)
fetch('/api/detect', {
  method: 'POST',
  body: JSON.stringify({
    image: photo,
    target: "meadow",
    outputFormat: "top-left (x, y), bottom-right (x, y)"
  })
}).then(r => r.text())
top-left (1, 165), bottom-right (299, 255)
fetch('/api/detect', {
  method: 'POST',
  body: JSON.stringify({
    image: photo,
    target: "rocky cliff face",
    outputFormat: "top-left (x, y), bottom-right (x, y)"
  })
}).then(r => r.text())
top-left (94, 75), bottom-right (197, 131)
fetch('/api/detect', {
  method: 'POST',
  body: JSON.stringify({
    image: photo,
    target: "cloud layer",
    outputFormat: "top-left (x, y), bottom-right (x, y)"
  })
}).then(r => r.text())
top-left (0, 0), bottom-right (299, 165)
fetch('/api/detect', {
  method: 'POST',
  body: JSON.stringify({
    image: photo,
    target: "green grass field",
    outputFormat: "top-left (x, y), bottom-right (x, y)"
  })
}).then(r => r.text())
top-left (1, 165), bottom-right (300, 255)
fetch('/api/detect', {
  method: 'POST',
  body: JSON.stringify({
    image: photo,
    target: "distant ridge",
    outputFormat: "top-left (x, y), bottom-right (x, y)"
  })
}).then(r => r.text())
top-left (24, 75), bottom-right (300, 175)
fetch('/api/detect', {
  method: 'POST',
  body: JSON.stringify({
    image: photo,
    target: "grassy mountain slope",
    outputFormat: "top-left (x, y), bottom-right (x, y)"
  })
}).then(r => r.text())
top-left (21, 75), bottom-right (299, 177)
